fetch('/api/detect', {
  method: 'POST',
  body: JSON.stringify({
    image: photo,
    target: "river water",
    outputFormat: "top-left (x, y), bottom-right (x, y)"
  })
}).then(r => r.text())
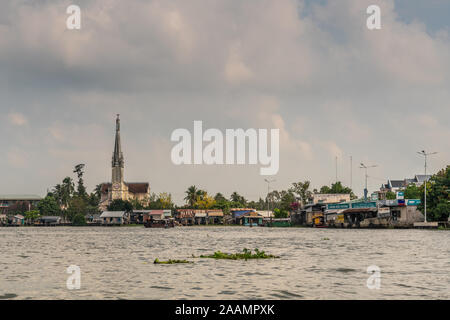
top-left (0, 226), bottom-right (448, 299)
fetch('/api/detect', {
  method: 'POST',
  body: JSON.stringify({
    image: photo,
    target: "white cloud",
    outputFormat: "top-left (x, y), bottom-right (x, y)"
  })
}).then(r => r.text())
top-left (8, 112), bottom-right (27, 126)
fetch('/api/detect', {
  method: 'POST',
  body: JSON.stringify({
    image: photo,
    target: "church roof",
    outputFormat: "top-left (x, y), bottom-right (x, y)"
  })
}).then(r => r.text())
top-left (127, 182), bottom-right (149, 193)
top-left (100, 182), bottom-right (149, 194)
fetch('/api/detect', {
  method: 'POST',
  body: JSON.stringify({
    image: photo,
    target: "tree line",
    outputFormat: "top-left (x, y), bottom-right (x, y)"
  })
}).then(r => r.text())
top-left (10, 164), bottom-right (449, 223)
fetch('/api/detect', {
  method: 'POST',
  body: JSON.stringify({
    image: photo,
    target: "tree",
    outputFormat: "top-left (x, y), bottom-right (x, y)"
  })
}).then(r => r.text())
top-left (93, 184), bottom-right (103, 198)
top-left (230, 192), bottom-right (246, 207)
top-left (73, 164), bottom-right (87, 198)
top-left (52, 177), bottom-right (75, 209)
top-left (386, 191), bottom-right (396, 200)
top-left (66, 196), bottom-right (88, 222)
top-left (196, 193), bottom-right (216, 209)
top-left (418, 166), bottom-right (450, 221)
top-left (37, 196), bottom-right (60, 216)
top-left (403, 183), bottom-right (421, 199)
top-left (214, 193), bottom-right (227, 203)
top-left (24, 210), bottom-right (40, 224)
top-left (319, 181), bottom-right (356, 199)
top-left (184, 185), bottom-right (199, 207)
top-left (157, 193), bottom-right (174, 209)
top-left (107, 199), bottom-right (133, 212)
top-left (290, 181), bottom-right (312, 205)
top-left (72, 213), bottom-right (87, 226)
top-left (274, 208), bottom-right (288, 218)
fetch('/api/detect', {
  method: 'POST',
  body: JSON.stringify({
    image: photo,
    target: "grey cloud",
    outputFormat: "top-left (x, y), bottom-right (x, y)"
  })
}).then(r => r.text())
top-left (0, 0), bottom-right (449, 203)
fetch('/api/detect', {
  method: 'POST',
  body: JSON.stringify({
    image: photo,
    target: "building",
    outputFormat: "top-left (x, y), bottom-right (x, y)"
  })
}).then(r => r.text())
top-left (100, 211), bottom-right (129, 225)
top-left (0, 195), bottom-right (42, 214)
top-left (206, 210), bottom-right (224, 224)
top-left (310, 193), bottom-right (351, 205)
top-left (11, 214), bottom-right (25, 226)
top-left (99, 115), bottom-right (150, 210)
top-left (236, 211), bottom-right (263, 226)
top-left (381, 175), bottom-right (432, 193)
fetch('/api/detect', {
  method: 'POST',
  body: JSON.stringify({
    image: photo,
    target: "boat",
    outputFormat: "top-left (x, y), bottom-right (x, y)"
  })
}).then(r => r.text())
top-left (144, 218), bottom-right (175, 228)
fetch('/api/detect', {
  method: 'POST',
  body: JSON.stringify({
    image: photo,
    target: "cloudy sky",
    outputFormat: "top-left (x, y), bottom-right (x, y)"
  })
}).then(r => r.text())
top-left (1, 0), bottom-right (449, 204)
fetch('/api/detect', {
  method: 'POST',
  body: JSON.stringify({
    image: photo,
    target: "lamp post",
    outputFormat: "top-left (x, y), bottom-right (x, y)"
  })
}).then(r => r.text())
top-left (264, 178), bottom-right (276, 221)
top-left (360, 163), bottom-right (378, 201)
top-left (417, 150), bottom-right (438, 223)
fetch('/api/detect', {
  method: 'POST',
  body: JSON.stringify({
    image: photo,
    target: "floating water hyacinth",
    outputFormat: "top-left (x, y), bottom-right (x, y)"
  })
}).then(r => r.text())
top-left (153, 258), bottom-right (193, 264)
top-left (198, 248), bottom-right (279, 260)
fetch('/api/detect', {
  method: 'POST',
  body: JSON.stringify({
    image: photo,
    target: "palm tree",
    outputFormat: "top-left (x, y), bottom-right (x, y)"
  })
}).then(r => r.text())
top-left (184, 185), bottom-right (198, 207)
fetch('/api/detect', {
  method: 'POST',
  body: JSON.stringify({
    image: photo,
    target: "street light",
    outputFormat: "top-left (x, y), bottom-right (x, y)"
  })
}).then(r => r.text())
top-left (264, 178), bottom-right (276, 219)
top-left (417, 150), bottom-right (438, 223)
top-left (360, 163), bottom-right (378, 201)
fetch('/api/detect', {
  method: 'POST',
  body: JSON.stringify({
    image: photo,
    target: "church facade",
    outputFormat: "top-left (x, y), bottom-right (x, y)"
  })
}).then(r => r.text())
top-left (99, 115), bottom-right (150, 211)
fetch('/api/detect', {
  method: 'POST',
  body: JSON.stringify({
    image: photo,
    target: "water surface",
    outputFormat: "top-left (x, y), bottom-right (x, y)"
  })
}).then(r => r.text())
top-left (0, 227), bottom-right (448, 299)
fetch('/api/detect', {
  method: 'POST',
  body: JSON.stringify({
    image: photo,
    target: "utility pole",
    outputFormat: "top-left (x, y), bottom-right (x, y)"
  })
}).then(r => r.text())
top-left (350, 156), bottom-right (353, 190)
top-left (360, 163), bottom-right (378, 201)
top-left (335, 156), bottom-right (338, 183)
top-left (264, 178), bottom-right (276, 220)
top-left (417, 150), bottom-right (437, 223)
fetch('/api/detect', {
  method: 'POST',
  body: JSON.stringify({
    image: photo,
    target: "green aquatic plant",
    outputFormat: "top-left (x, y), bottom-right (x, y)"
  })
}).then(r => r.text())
top-left (153, 258), bottom-right (193, 264)
top-left (199, 248), bottom-right (279, 260)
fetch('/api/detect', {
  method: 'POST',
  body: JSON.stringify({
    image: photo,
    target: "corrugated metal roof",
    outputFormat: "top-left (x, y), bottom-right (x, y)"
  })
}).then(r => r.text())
top-left (195, 212), bottom-right (207, 217)
top-left (100, 211), bottom-right (126, 218)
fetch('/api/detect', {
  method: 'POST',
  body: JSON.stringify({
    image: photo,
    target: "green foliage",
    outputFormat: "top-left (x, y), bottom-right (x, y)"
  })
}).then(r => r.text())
top-left (230, 192), bottom-right (247, 207)
top-left (274, 208), bottom-right (288, 218)
top-left (147, 193), bottom-right (174, 209)
top-left (184, 185), bottom-right (200, 207)
top-left (319, 181), bottom-right (356, 199)
top-left (37, 196), bottom-right (60, 216)
top-left (153, 258), bottom-right (192, 264)
top-left (52, 177), bottom-right (75, 208)
top-left (386, 191), bottom-right (396, 200)
top-left (24, 210), bottom-right (40, 222)
top-left (199, 248), bottom-right (279, 260)
top-left (66, 196), bottom-right (88, 222)
top-left (72, 213), bottom-right (87, 226)
top-left (107, 199), bottom-right (133, 212)
top-left (418, 166), bottom-right (450, 222)
top-left (73, 164), bottom-right (87, 198)
top-left (403, 183), bottom-right (421, 199)
top-left (290, 181), bottom-right (312, 205)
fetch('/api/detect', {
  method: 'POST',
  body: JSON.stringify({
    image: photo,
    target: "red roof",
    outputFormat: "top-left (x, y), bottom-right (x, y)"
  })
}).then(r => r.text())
top-left (100, 182), bottom-right (149, 194)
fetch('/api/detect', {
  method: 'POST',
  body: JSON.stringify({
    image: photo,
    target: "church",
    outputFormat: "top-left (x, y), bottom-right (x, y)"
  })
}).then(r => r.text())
top-left (99, 115), bottom-right (150, 210)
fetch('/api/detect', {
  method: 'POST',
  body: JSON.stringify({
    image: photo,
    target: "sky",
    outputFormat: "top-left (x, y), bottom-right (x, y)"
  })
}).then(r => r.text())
top-left (1, 0), bottom-right (449, 204)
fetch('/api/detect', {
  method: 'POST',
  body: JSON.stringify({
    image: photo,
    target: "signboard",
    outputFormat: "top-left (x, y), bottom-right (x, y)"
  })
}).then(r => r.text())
top-left (396, 191), bottom-right (404, 200)
top-left (370, 192), bottom-right (379, 201)
top-left (351, 201), bottom-right (377, 209)
top-left (407, 199), bottom-right (421, 206)
top-left (327, 203), bottom-right (350, 210)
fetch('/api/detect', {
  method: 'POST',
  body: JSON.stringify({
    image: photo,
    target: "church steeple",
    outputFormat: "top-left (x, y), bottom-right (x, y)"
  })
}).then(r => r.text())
top-left (112, 114), bottom-right (124, 168)
top-left (111, 114), bottom-right (124, 190)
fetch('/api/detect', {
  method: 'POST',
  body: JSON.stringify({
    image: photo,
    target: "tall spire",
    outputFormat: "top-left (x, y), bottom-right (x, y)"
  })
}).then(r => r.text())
top-left (112, 114), bottom-right (124, 168)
